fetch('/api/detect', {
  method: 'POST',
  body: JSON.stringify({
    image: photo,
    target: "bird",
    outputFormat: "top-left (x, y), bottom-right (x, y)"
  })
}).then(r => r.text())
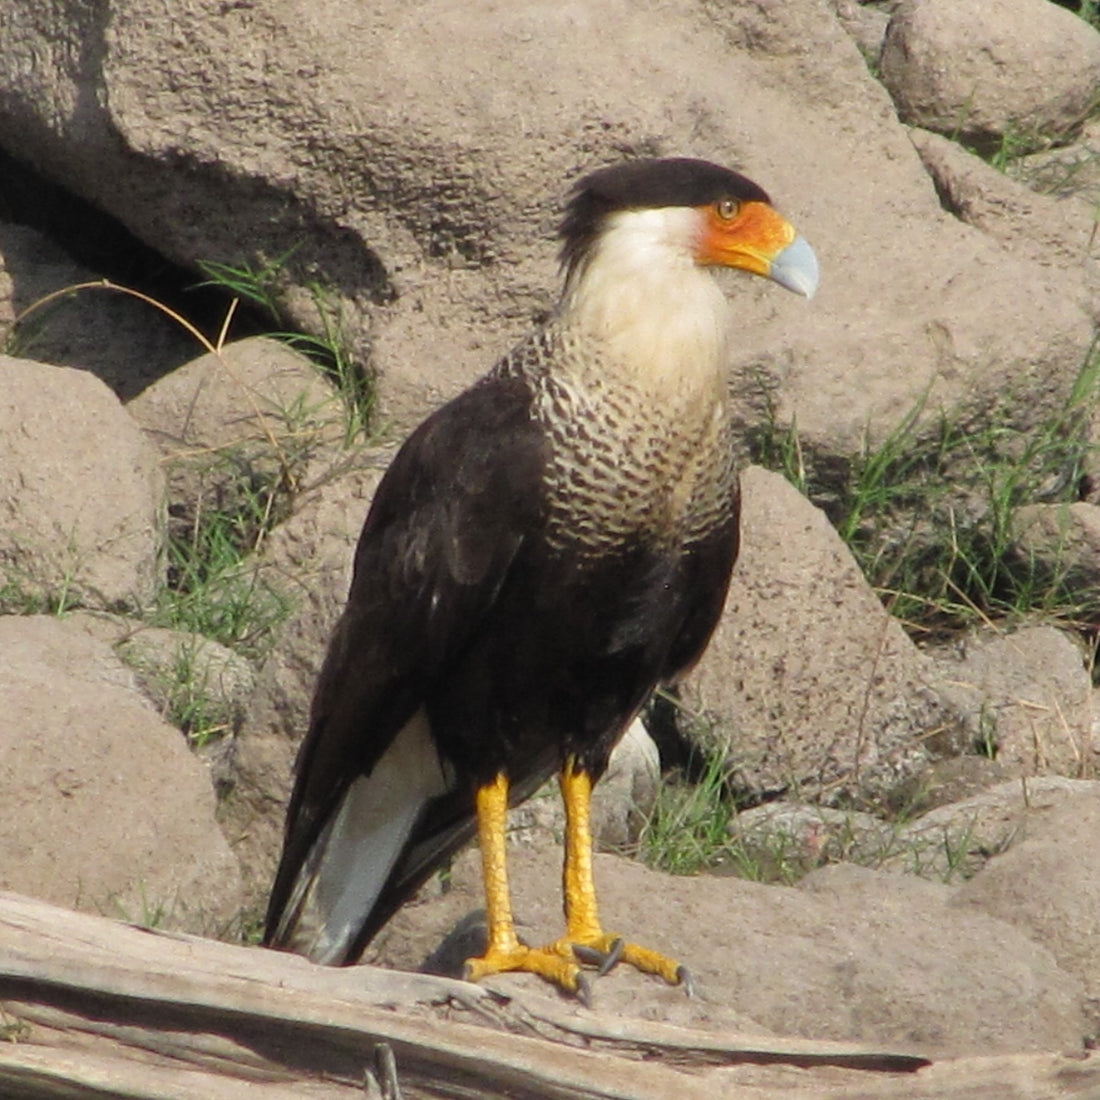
top-left (263, 157), bottom-right (818, 998)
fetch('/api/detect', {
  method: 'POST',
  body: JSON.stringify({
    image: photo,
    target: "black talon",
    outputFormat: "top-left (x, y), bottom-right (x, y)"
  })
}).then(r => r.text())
top-left (676, 965), bottom-right (695, 997)
top-left (574, 972), bottom-right (593, 1007)
top-left (596, 936), bottom-right (624, 977)
top-left (572, 943), bottom-right (606, 967)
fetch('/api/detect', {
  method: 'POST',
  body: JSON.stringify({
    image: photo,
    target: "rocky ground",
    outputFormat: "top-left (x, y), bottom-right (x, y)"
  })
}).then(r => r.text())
top-left (2, 0), bottom-right (1100, 1095)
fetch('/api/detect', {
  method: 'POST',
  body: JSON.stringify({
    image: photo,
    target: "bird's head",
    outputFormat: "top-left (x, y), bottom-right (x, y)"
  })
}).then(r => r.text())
top-left (559, 157), bottom-right (819, 300)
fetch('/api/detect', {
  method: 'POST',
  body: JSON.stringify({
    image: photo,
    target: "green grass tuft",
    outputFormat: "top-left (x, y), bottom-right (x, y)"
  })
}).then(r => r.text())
top-left (153, 455), bottom-right (293, 659)
top-left (195, 256), bottom-right (375, 443)
top-left (638, 750), bottom-right (736, 876)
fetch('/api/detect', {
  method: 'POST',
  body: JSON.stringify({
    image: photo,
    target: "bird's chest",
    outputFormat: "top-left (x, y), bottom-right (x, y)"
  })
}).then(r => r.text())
top-left (535, 373), bottom-right (734, 554)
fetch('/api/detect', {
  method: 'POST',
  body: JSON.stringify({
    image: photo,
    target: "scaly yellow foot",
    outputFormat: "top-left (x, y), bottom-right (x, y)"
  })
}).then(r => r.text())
top-left (551, 760), bottom-right (694, 993)
top-left (464, 938), bottom-right (588, 997)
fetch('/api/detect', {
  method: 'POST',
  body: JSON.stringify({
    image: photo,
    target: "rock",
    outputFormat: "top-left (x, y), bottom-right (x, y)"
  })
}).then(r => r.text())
top-left (126, 335), bottom-right (346, 526)
top-left (907, 128), bottom-right (1100, 304)
top-left (114, 625), bottom-right (257, 745)
top-left (0, 354), bottom-right (163, 610)
top-left (372, 843), bottom-right (1086, 1056)
top-left (0, 221), bottom-right (195, 399)
top-left (830, 0), bottom-right (891, 66)
top-left (591, 716), bottom-right (661, 851)
top-left (682, 466), bottom-right (962, 805)
top-left (1016, 116), bottom-right (1100, 205)
top-left (881, 0), bottom-right (1100, 152)
top-left (127, 335), bottom-right (342, 463)
top-left (1013, 501), bottom-right (1100, 591)
top-left (0, 615), bottom-right (242, 932)
top-left (929, 625), bottom-right (1095, 779)
top-left (890, 753), bottom-right (1018, 818)
top-left (952, 785), bottom-right (1100, 1035)
top-left (881, 775), bottom-right (1100, 881)
top-left (729, 801), bottom-right (898, 876)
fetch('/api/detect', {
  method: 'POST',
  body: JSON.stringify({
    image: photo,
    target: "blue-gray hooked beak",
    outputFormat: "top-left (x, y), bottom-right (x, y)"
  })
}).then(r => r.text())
top-left (768, 234), bottom-right (819, 299)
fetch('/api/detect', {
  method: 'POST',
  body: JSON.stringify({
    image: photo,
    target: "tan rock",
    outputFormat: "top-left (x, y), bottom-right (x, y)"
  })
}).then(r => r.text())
top-left (0, 354), bottom-right (163, 610)
top-left (930, 625), bottom-right (1094, 779)
top-left (881, 0), bottom-right (1100, 151)
top-left (0, 615), bottom-right (242, 932)
top-left (683, 466), bottom-right (961, 804)
top-left (953, 785), bottom-right (1100, 1034)
top-left (907, 128), bottom-right (1100, 304)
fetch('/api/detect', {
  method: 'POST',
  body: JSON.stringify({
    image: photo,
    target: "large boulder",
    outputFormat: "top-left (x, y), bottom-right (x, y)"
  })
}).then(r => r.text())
top-left (0, 615), bottom-right (242, 932)
top-left (0, 0), bottom-right (1092, 459)
top-left (0, 354), bottom-right (163, 610)
top-left (683, 466), bottom-right (961, 804)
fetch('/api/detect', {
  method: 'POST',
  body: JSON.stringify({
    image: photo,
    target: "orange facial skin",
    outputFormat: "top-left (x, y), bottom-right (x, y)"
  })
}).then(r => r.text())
top-left (694, 199), bottom-right (799, 277)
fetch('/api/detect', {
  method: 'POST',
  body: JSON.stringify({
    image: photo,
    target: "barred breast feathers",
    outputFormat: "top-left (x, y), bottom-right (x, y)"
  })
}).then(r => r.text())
top-left (493, 324), bottom-right (736, 555)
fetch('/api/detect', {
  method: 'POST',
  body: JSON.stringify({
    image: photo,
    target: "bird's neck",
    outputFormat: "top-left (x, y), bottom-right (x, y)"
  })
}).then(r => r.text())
top-left (556, 231), bottom-right (730, 407)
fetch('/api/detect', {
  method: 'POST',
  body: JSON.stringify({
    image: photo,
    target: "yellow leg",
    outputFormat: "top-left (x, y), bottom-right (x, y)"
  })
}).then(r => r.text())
top-left (463, 762), bottom-right (691, 999)
top-left (552, 757), bottom-right (690, 990)
top-left (463, 772), bottom-right (584, 994)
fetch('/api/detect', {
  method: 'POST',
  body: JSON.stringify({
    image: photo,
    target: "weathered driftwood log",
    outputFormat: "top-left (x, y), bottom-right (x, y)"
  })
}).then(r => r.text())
top-left (0, 892), bottom-right (1093, 1098)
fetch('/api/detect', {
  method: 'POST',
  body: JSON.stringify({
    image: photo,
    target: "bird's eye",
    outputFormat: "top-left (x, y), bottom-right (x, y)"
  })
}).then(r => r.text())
top-left (715, 198), bottom-right (740, 220)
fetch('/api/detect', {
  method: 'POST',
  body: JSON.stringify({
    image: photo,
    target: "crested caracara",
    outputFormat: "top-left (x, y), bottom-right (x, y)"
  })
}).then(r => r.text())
top-left (264, 157), bottom-right (818, 998)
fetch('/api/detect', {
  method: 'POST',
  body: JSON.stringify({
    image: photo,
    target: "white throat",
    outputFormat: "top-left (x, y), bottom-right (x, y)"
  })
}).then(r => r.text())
top-left (558, 206), bottom-right (730, 400)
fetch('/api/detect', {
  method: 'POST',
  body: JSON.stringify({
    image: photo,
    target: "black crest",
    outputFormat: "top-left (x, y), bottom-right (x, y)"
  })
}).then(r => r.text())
top-left (559, 157), bottom-right (771, 277)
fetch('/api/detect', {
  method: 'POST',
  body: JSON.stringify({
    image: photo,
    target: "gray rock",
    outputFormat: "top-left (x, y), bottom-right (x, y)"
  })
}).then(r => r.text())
top-left (929, 625), bottom-right (1094, 779)
top-left (0, 354), bottom-right (163, 610)
top-left (881, 0), bottom-right (1100, 151)
top-left (0, 615), bottom-right (242, 933)
top-left (952, 785), bottom-right (1100, 1035)
top-left (682, 466), bottom-right (962, 805)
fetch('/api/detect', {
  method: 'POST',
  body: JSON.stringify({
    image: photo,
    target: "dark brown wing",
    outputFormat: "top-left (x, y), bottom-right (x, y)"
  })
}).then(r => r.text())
top-left (661, 481), bottom-right (741, 683)
top-left (263, 373), bottom-right (547, 950)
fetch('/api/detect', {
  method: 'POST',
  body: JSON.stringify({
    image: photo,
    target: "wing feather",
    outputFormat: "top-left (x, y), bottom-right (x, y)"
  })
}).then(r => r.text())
top-left (264, 374), bottom-right (547, 952)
